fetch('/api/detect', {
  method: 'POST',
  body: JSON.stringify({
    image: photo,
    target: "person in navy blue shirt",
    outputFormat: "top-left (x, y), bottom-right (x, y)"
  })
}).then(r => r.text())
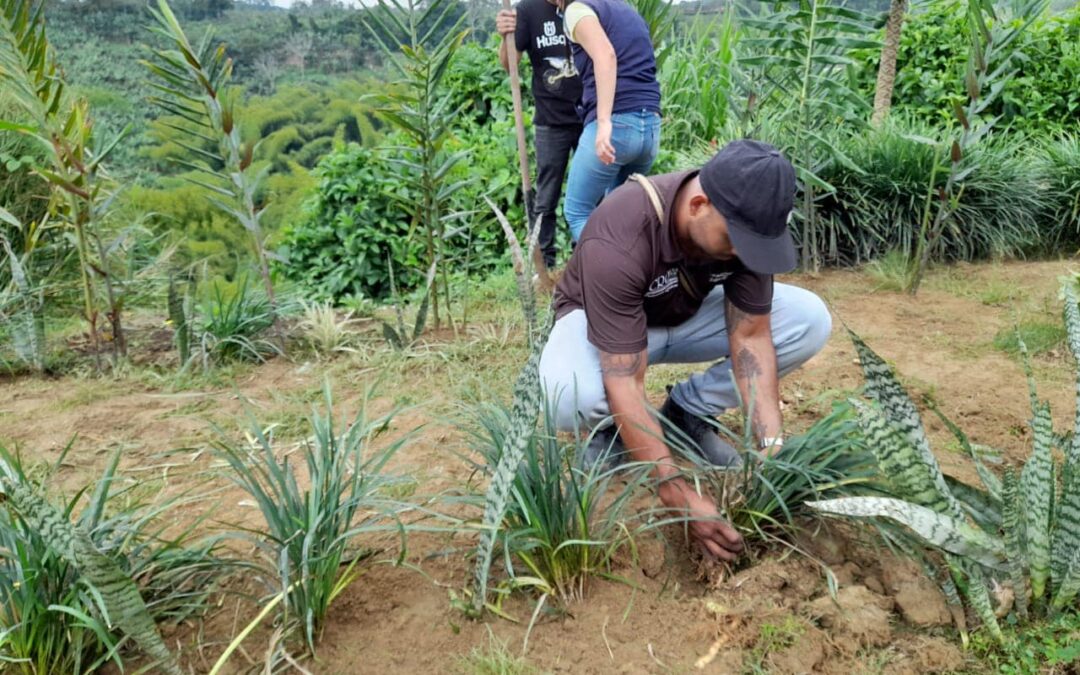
top-left (559, 0), bottom-right (662, 242)
top-left (497, 0), bottom-right (583, 269)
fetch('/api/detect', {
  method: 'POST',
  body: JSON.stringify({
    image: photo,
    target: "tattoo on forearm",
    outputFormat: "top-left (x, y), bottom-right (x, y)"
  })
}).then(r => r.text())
top-left (734, 347), bottom-right (762, 380)
top-left (600, 351), bottom-right (644, 378)
top-left (725, 299), bottom-right (752, 334)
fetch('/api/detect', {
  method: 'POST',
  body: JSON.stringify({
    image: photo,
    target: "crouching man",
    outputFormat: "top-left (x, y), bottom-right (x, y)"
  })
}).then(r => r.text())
top-left (538, 139), bottom-right (832, 559)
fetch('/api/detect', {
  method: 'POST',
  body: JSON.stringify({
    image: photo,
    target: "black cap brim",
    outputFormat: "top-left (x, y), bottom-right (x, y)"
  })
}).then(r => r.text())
top-left (726, 218), bottom-right (797, 275)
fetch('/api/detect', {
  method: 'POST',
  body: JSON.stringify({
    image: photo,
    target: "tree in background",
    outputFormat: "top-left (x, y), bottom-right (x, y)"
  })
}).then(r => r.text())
top-left (871, 0), bottom-right (907, 126)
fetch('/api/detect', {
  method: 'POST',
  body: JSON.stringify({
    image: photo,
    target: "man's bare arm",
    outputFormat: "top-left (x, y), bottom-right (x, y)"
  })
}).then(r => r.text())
top-left (600, 349), bottom-right (744, 560)
top-left (495, 9), bottom-right (517, 72)
top-left (725, 300), bottom-right (783, 451)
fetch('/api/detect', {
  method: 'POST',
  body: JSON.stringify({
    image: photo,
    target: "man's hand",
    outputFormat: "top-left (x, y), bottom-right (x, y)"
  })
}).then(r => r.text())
top-left (659, 479), bottom-right (744, 561)
top-left (496, 9), bottom-right (517, 36)
top-left (595, 119), bottom-right (616, 165)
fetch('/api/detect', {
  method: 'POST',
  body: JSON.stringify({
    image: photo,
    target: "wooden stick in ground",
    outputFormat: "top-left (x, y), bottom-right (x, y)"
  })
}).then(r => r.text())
top-left (501, 0), bottom-right (533, 224)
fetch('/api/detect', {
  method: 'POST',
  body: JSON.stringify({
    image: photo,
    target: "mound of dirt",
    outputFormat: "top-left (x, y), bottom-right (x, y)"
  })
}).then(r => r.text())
top-left (802, 584), bottom-right (894, 650)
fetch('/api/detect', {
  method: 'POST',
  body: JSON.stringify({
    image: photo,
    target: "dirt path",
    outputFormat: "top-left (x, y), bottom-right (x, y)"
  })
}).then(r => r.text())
top-left (1, 260), bottom-right (1074, 673)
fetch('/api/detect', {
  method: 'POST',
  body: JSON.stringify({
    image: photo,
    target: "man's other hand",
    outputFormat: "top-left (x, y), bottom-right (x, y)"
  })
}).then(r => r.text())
top-left (660, 480), bottom-right (744, 561)
top-left (496, 9), bottom-right (517, 36)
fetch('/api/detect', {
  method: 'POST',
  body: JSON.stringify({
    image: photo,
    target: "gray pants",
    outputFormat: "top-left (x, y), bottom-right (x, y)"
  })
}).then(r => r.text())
top-left (539, 283), bottom-right (832, 432)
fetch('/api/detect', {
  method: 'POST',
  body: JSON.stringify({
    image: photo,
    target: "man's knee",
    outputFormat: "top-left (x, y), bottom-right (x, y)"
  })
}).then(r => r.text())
top-left (776, 287), bottom-right (832, 363)
top-left (541, 377), bottom-right (607, 432)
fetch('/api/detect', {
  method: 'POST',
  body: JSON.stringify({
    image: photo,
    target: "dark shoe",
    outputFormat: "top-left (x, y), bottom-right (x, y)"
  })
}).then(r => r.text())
top-left (579, 425), bottom-right (627, 471)
top-left (659, 394), bottom-right (742, 468)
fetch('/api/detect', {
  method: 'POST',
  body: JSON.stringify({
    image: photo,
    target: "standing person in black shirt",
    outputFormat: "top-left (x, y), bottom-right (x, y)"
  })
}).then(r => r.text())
top-left (496, 0), bottom-right (583, 269)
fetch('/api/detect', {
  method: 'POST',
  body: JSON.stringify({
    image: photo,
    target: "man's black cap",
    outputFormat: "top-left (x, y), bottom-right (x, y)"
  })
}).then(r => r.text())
top-left (699, 139), bottom-right (797, 275)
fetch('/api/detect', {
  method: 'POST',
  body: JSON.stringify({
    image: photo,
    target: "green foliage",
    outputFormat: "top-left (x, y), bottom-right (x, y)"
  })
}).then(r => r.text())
top-left (145, 0), bottom-right (280, 308)
top-left (277, 40), bottom-right (523, 304)
top-left (813, 119), bottom-right (1049, 265)
top-left (361, 0), bottom-right (470, 329)
top-left (465, 400), bottom-right (652, 606)
top-left (659, 13), bottom-right (738, 149)
top-left (455, 628), bottom-right (543, 675)
top-left (971, 609), bottom-right (1080, 674)
top-left (738, 0), bottom-right (883, 270)
top-left (671, 402), bottom-right (878, 541)
top-left (855, 2), bottom-right (1080, 135)
top-left (214, 384), bottom-right (411, 653)
top-left (197, 274), bottom-right (278, 365)
top-left (277, 143), bottom-right (424, 301)
top-left (0, 446), bottom-right (228, 675)
top-left (1042, 133), bottom-right (1080, 253)
top-left (809, 287), bottom-right (1080, 643)
top-left (993, 321), bottom-right (1066, 356)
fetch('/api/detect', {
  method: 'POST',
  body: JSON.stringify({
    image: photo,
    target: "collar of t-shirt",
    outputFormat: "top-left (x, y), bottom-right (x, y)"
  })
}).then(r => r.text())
top-left (650, 169), bottom-right (700, 265)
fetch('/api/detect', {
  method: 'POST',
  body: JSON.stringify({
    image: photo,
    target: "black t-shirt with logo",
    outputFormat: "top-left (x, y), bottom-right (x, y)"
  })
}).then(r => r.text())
top-left (514, 0), bottom-right (583, 127)
top-left (553, 170), bottom-right (774, 354)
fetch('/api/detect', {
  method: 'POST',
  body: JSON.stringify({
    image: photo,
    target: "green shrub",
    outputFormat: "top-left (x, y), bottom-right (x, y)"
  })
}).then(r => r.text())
top-left (814, 119), bottom-right (1048, 265)
top-left (277, 120), bottom-right (523, 302)
top-left (854, 1), bottom-right (1080, 135)
top-left (276, 143), bottom-right (425, 301)
top-left (1042, 133), bottom-right (1080, 253)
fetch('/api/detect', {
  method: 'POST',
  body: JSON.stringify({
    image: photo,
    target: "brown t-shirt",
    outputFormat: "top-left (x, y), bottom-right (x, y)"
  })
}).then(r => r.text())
top-left (553, 170), bottom-right (773, 354)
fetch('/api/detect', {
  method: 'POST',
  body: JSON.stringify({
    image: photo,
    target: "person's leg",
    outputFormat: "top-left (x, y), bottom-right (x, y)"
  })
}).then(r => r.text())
top-left (533, 125), bottom-right (580, 268)
top-left (661, 284), bottom-right (833, 417)
top-left (563, 121), bottom-right (624, 242)
top-left (539, 309), bottom-right (673, 432)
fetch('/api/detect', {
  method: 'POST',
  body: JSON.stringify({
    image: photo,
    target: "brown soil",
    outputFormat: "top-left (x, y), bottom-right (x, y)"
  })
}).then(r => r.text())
top-left (2, 259), bottom-right (1075, 673)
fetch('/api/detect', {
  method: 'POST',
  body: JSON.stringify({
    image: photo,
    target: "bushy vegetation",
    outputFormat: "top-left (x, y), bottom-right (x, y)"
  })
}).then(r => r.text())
top-left (853, 0), bottom-right (1080, 135)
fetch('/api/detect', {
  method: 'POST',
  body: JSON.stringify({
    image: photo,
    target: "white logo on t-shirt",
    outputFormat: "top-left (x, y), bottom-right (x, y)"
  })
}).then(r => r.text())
top-left (645, 270), bottom-right (679, 297)
top-left (536, 21), bottom-right (567, 48)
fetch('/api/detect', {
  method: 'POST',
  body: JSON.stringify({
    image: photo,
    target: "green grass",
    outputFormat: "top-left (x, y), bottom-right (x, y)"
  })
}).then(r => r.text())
top-left (993, 321), bottom-right (1067, 356)
top-left (455, 628), bottom-right (544, 675)
top-left (865, 250), bottom-right (912, 292)
top-left (743, 616), bottom-right (805, 675)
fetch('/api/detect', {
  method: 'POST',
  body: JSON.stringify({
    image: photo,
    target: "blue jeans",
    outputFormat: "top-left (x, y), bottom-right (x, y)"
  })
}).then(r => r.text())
top-left (564, 110), bottom-right (661, 241)
top-left (538, 284), bottom-right (832, 432)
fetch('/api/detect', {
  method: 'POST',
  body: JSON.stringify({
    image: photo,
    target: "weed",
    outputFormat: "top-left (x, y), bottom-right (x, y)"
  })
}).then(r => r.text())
top-left (865, 250), bottom-right (911, 292)
top-left (298, 300), bottom-right (361, 358)
top-left (993, 321), bottom-right (1066, 356)
top-left (455, 627), bottom-right (543, 675)
top-left (743, 616), bottom-right (805, 674)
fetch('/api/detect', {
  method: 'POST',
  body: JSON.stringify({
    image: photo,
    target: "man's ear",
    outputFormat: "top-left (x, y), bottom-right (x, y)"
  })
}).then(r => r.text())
top-left (688, 193), bottom-right (713, 217)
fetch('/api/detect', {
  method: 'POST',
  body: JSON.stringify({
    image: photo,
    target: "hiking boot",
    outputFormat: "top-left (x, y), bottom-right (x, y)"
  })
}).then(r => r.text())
top-left (579, 425), bottom-right (627, 471)
top-left (658, 393), bottom-right (742, 468)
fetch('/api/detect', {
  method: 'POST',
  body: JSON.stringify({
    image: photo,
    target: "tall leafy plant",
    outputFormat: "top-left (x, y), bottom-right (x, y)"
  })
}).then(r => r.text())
top-left (143, 0), bottom-right (279, 315)
top-left (361, 0), bottom-right (471, 332)
top-left (0, 0), bottom-right (125, 367)
top-left (906, 0), bottom-right (1047, 294)
top-left (738, 0), bottom-right (882, 271)
top-left (810, 283), bottom-right (1080, 644)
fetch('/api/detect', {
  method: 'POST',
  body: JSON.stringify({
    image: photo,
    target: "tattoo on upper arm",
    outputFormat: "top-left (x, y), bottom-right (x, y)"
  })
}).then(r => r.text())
top-left (725, 298), bottom-right (752, 334)
top-left (599, 350), bottom-right (644, 378)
